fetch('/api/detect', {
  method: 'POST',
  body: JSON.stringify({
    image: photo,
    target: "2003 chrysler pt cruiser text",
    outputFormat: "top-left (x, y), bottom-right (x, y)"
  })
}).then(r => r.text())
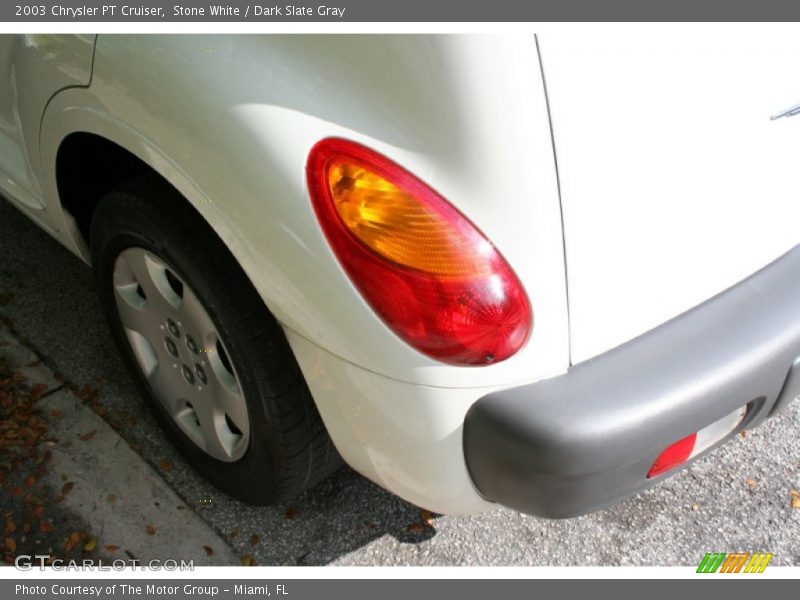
top-left (1, 33), bottom-right (799, 518)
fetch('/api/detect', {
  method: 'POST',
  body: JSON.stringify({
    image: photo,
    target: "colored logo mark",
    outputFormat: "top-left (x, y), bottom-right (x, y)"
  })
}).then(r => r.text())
top-left (697, 552), bottom-right (773, 573)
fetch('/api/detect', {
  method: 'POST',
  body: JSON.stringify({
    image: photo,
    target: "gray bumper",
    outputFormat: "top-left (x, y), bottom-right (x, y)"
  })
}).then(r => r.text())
top-left (463, 246), bottom-right (800, 518)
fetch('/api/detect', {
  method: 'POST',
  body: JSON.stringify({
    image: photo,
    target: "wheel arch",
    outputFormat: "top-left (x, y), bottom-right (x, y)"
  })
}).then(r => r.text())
top-left (55, 132), bottom-right (151, 245)
top-left (40, 96), bottom-right (258, 290)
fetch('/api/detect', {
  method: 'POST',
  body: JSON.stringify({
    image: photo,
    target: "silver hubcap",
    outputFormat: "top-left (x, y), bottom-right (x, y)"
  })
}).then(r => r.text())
top-left (112, 247), bottom-right (249, 462)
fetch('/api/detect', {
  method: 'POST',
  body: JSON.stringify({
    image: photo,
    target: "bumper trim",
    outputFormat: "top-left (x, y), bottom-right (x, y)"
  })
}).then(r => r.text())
top-left (464, 245), bottom-right (800, 518)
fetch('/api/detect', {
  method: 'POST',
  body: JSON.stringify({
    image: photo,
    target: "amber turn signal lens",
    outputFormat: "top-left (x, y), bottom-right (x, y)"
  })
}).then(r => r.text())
top-left (327, 162), bottom-right (492, 278)
top-left (307, 138), bottom-right (532, 366)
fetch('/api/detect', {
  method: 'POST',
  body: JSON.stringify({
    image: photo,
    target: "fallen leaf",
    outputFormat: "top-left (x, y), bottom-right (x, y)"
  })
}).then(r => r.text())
top-left (65, 531), bottom-right (81, 551)
top-left (25, 359), bottom-right (41, 368)
top-left (146, 524), bottom-right (156, 536)
top-left (104, 544), bottom-right (120, 553)
top-left (33, 506), bottom-right (44, 519)
top-left (5, 537), bottom-right (16, 553)
top-left (107, 495), bottom-right (116, 504)
top-left (158, 459), bottom-right (172, 473)
top-left (241, 554), bottom-right (254, 566)
top-left (79, 430), bottom-right (97, 442)
top-left (407, 523), bottom-right (424, 534)
top-left (76, 385), bottom-right (99, 403)
top-left (61, 482), bottom-right (75, 496)
top-left (203, 545), bottom-right (213, 556)
top-left (250, 534), bottom-right (260, 546)
top-left (9, 485), bottom-right (22, 497)
top-left (792, 490), bottom-right (800, 509)
top-left (27, 384), bottom-right (48, 401)
top-left (49, 410), bottom-right (62, 418)
top-left (284, 506), bottom-right (298, 520)
top-left (420, 509), bottom-right (435, 526)
top-left (22, 522), bottom-right (31, 534)
top-left (746, 478), bottom-right (758, 489)
top-left (739, 430), bottom-right (747, 438)
top-left (691, 503), bottom-right (700, 511)
top-left (83, 538), bottom-right (97, 552)
top-left (6, 518), bottom-right (16, 534)
top-left (23, 474), bottom-right (36, 488)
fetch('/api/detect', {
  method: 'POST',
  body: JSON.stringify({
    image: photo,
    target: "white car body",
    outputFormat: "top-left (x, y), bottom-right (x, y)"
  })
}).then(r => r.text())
top-left (544, 30), bottom-right (800, 363)
top-left (1, 32), bottom-right (798, 515)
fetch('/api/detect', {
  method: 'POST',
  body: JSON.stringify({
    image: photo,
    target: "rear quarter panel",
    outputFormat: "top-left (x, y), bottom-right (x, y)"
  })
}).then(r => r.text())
top-left (40, 34), bottom-right (569, 389)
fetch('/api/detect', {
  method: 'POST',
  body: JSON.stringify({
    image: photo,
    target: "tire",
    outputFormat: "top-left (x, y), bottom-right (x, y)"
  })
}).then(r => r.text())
top-left (90, 173), bottom-right (341, 504)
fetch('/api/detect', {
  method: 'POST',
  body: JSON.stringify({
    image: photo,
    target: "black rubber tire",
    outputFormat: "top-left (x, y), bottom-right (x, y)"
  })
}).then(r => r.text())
top-left (90, 173), bottom-right (341, 504)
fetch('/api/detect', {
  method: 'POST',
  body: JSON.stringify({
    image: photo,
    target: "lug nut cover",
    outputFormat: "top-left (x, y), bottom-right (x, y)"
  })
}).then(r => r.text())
top-left (182, 364), bottom-right (195, 385)
top-left (167, 318), bottom-right (180, 338)
top-left (165, 338), bottom-right (179, 357)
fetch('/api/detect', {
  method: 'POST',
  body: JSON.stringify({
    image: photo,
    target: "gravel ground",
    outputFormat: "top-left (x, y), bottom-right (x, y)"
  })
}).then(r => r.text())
top-left (1, 197), bottom-right (799, 566)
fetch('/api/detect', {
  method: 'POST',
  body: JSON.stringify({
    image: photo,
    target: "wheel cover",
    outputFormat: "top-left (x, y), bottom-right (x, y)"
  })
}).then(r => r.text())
top-left (112, 247), bottom-right (250, 462)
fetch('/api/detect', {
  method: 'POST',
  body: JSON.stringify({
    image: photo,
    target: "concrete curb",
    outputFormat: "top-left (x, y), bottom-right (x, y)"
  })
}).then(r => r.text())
top-left (1, 325), bottom-right (238, 565)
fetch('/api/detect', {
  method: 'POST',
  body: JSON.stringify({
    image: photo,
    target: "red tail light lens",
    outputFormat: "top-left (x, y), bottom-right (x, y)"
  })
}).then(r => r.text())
top-left (647, 432), bottom-right (697, 478)
top-left (306, 138), bottom-right (532, 366)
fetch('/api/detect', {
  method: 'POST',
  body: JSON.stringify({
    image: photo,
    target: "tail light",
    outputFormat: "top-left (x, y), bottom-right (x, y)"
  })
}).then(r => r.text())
top-left (306, 138), bottom-right (532, 366)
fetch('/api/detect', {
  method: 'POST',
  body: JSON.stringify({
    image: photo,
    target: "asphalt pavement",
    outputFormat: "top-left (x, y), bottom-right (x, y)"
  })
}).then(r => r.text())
top-left (1, 197), bottom-right (799, 566)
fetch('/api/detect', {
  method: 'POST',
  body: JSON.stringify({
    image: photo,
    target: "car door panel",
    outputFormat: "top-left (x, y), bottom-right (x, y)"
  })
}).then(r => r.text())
top-left (0, 34), bottom-right (95, 223)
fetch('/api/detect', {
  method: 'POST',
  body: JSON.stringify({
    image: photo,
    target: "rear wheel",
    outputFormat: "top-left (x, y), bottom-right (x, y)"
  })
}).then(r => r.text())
top-left (90, 174), bottom-right (340, 503)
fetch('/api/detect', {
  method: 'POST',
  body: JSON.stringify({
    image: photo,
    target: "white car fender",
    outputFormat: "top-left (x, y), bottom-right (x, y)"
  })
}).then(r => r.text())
top-left (38, 34), bottom-right (570, 390)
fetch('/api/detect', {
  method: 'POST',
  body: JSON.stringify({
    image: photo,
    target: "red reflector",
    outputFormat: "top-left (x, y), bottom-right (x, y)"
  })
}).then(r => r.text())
top-left (647, 432), bottom-right (697, 478)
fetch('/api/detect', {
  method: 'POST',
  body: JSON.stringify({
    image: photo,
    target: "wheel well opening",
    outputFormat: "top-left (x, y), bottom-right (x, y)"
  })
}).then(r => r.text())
top-left (56, 133), bottom-right (150, 244)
